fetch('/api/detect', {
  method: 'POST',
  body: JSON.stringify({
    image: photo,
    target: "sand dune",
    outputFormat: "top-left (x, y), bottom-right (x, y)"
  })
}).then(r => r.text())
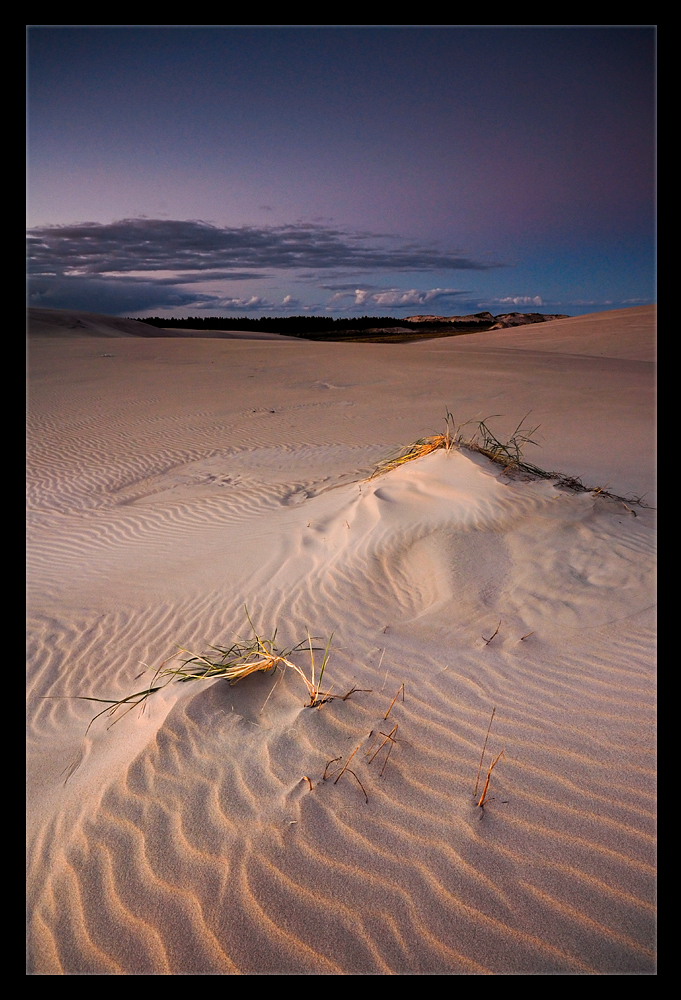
top-left (27, 306), bottom-right (656, 974)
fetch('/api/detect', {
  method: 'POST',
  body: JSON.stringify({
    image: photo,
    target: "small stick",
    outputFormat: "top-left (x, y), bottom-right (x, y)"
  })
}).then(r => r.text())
top-left (323, 757), bottom-right (342, 780)
top-left (379, 738), bottom-right (396, 777)
top-left (302, 776), bottom-right (313, 790)
top-left (478, 749), bottom-right (505, 807)
top-left (384, 683), bottom-right (404, 720)
top-left (368, 724), bottom-right (398, 763)
top-left (345, 769), bottom-right (369, 803)
top-left (377, 648), bottom-right (388, 690)
top-left (344, 686), bottom-right (372, 700)
top-left (473, 707), bottom-right (496, 798)
top-left (334, 743), bottom-right (362, 784)
top-left (519, 631), bottom-right (534, 642)
top-left (482, 621), bottom-right (501, 645)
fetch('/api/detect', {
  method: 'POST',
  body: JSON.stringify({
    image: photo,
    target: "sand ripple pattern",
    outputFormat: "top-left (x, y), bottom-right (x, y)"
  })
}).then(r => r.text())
top-left (27, 450), bottom-right (655, 974)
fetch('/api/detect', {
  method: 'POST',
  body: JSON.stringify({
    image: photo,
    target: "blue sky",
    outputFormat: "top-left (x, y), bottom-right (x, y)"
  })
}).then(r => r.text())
top-left (27, 26), bottom-right (655, 319)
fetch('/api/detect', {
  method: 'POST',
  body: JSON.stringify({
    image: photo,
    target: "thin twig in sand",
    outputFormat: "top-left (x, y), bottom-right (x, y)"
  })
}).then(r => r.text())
top-left (384, 683), bottom-right (405, 720)
top-left (478, 750), bottom-right (506, 808)
top-left (482, 621), bottom-right (501, 645)
top-left (328, 744), bottom-right (369, 802)
top-left (473, 707), bottom-right (496, 799)
top-left (333, 743), bottom-right (362, 783)
top-left (377, 648), bottom-right (388, 691)
top-left (323, 757), bottom-right (342, 780)
top-left (339, 685), bottom-right (372, 701)
top-left (367, 724), bottom-right (398, 764)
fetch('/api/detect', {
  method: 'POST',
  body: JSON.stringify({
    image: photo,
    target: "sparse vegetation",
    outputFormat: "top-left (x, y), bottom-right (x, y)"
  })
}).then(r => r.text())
top-left (77, 610), bottom-right (344, 733)
top-left (474, 707), bottom-right (505, 809)
top-left (371, 409), bottom-right (653, 507)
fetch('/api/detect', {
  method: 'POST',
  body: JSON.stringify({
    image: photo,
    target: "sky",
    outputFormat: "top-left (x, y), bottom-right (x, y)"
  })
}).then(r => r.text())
top-left (26, 26), bottom-right (656, 320)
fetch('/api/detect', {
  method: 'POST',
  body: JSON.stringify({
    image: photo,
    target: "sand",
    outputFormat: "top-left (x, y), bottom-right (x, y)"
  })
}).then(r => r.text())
top-left (27, 305), bottom-right (656, 974)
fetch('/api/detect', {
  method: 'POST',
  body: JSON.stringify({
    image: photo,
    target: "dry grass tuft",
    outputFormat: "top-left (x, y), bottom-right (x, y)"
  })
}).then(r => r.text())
top-left (370, 409), bottom-right (653, 507)
top-left (76, 609), bottom-right (347, 733)
top-left (370, 411), bottom-right (458, 478)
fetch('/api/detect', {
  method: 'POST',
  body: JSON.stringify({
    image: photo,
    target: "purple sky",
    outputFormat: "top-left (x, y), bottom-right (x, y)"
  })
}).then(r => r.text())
top-left (27, 26), bottom-right (655, 319)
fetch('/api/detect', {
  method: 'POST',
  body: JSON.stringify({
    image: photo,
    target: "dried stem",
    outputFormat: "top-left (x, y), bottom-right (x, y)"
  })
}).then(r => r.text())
top-left (323, 757), bottom-right (342, 780)
top-left (478, 749), bottom-right (505, 808)
top-left (482, 622), bottom-right (501, 645)
top-left (473, 707), bottom-right (496, 798)
top-left (334, 743), bottom-right (362, 783)
top-left (384, 683), bottom-right (405, 720)
top-left (368, 724), bottom-right (398, 764)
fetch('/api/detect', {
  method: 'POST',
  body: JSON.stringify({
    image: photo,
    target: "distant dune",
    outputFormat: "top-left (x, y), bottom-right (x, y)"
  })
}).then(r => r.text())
top-left (27, 308), bottom-right (298, 341)
top-left (405, 310), bottom-right (569, 327)
top-left (27, 307), bottom-right (144, 337)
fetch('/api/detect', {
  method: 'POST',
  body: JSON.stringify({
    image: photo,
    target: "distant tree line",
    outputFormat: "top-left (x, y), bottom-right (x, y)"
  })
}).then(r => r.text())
top-left (137, 315), bottom-right (413, 333)
top-left (134, 314), bottom-right (496, 337)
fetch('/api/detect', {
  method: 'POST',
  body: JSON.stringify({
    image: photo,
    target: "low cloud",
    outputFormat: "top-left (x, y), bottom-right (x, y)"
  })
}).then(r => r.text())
top-left (212, 295), bottom-right (273, 311)
top-left (27, 218), bottom-right (499, 276)
top-left (328, 287), bottom-right (470, 309)
top-left (27, 276), bottom-right (217, 314)
top-left (494, 295), bottom-right (544, 307)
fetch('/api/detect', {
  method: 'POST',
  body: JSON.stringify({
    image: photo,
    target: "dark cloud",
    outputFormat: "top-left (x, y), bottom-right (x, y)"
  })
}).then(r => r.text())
top-left (26, 274), bottom-right (283, 314)
top-left (150, 271), bottom-right (270, 284)
top-left (27, 218), bottom-right (499, 276)
top-left (27, 276), bottom-right (220, 314)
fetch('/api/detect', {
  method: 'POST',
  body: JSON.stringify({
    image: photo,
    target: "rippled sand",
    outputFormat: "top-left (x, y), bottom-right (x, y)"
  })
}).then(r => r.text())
top-left (27, 306), bottom-right (656, 974)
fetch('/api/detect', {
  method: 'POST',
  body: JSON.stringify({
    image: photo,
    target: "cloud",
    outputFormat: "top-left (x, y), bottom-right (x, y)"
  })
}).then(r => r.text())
top-left (494, 295), bottom-right (544, 307)
top-left (327, 287), bottom-right (470, 309)
top-left (27, 218), bottom-right (499, 276)
top-left (212, 295), bottom-right (273, 311)
top-left (570, 299), bottom-right (615, 306)
top-left (27, 276), bottom-right (218, 314)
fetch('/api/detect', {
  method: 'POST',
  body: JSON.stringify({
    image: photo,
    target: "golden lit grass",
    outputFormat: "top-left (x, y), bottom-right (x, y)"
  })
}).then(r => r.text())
top-left (76, 610), bottom-right (342, 735)
top-left (371, 409), bottom-right (652, 507)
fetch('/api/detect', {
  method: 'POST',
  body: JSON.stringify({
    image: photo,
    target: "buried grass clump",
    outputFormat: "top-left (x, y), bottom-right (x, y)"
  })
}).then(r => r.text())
top-left (77, 610), bottom-right (344, 735)
top-left (371, 409), bottom-right (652, 507)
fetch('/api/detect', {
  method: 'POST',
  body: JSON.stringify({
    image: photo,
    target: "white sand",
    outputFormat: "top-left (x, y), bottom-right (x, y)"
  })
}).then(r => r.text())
top-left (27, 306), bottom-right (656, 974)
